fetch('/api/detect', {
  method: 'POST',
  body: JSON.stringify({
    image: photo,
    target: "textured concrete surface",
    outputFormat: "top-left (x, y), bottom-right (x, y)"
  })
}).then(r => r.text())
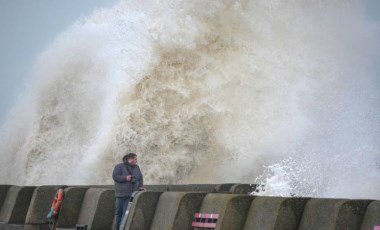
top-left (166, 185), bottom-right (193, 192)
top-left (0, 186), bottom-right (36, 224)
top-left (145, 184), bottom-right (217, 192)
top-left (54, 187), bottom-right (88, 229)
top-left (124, 191), bottom-right (162, 230)
top-left (244, 196), bottom-right (309, 230)
top-left (189, 184), bottom-right (217, 192)
top-left (76, 188), bottom-right (114, 230)
top-left (360, 201), bottom-right (380, 230)
top-left (0, 186), bottom-right (11, 213)
top-left (151, 192), bottom-right (206, 230)
top-left (197, 193), bottom-right (254, 230)
top-left (137, 184), bottom-right (252, 193)
top-left (214, 184), bottom-right (237, 193)
top-left (166, 184), bottom-right (217, 192)
top-left (298, 198), bottom-right (372, 230)
top-left (25, 186), bottom-right (58, 225)
top-left (0, 223), bottom-right (25, 230)
top-left (0, 185), bottom-right (379, 230)
top-left (230, 184), bottom-right (257, 195)
top-left (144, 185), bottom-right (169, 191)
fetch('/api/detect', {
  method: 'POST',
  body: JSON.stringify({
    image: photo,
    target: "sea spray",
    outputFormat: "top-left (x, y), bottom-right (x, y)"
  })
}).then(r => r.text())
top-left (0, 0), bottom-right (379, 199)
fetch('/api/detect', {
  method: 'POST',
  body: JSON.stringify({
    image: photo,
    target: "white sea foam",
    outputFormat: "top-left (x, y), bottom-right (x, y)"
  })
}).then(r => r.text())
top-left (0, 0), bottom-right (379, 199)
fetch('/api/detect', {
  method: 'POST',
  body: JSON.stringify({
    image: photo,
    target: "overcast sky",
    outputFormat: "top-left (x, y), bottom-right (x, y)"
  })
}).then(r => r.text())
top-left (0, 0), bottom-right (117, 124)
top-left (0, 0), bottom-right (379, 125)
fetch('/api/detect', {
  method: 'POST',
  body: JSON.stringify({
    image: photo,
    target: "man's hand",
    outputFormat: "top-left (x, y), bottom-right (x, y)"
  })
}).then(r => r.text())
top-left (126, 175), bottom-right (132, 181)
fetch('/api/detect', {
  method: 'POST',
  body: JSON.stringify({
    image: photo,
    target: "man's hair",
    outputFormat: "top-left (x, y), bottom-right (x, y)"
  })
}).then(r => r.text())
top-left (123, 153), bottom-right (137, 161)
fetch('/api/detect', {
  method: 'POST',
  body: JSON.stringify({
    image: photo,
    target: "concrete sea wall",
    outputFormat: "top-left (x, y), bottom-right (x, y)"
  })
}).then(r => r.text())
top-left (0, 184), bottom-right (378, 230)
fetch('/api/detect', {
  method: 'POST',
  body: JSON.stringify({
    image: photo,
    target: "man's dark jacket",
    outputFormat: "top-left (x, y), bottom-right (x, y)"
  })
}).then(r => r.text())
top-left (112, 163), bottom-right (143, 197)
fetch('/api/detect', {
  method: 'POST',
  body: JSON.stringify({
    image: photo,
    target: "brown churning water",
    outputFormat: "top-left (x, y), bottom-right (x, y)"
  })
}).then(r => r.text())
top-left (0, 0), bottom-right (379, 199)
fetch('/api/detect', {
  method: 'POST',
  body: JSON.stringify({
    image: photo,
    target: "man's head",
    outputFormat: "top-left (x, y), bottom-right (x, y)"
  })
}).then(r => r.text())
top-left (123, 153), bottom-right (138, 166)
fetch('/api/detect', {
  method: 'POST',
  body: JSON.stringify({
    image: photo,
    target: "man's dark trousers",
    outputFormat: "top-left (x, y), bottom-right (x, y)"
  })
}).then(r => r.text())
top-left (115, 196), bottom-right (130, 229)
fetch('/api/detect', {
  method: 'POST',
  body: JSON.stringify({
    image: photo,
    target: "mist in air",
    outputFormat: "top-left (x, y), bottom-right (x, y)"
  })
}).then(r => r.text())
top-left (0, 0), bottom-right (379, 199)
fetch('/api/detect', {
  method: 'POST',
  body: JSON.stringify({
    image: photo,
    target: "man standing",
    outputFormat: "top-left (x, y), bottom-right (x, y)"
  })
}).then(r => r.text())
top-left (112, 153), bottom-right (144, 230)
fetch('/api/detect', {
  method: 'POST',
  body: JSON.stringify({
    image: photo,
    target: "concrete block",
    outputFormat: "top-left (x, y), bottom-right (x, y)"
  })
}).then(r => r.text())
top-left (54, 187), bottom-right (88, 229)
top-left (215, 184), bottom-right (237, 193)
top-left (230, 184), bottom-right (257, 194)
top-left (0, 223), bottom-right (51, 230)
top-left (360, 201), bottom-right (380, 230)
top-left (298, 198), bottom-right (372, 230)
top-left (124, 191), bottom-right (162, 230)
top-left (0, 223), bottom-right (25, 230)
top-left (110, 213), bottom-right (116, 230)
top-left (25, 186), bottom-right (58, 225)
top-left (107, 205), bottom-right (117, 230)
top-left (88, 185), bottom-right (114, 189)
top-left (146, 184), bottom-right (217, 192)
top-left (189, 184), bottom-right (217, 192)
top-left (144, 185), bottom-right (168, 192)
top-left (0, 186), bottom-right (11, 212)
top-left (196, 194), bottom-right (254, 230)
top-left (166, 184), bottom-right (217, 192)
top-left (166, 185), bottom-right (191, 192)
top-left (151, 192), bottom-right (207, 230)
top-left (243, 196), bottom-right (309, 230)
top-left (76, 188), bottom-right (115, 230)
top-left (0, 186), bottom-right (36, 224)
